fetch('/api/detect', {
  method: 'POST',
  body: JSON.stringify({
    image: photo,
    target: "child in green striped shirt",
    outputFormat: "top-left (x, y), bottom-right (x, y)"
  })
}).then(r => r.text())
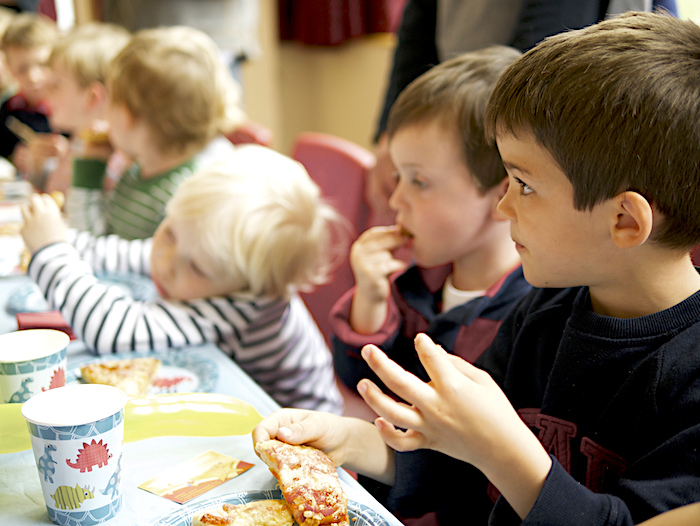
top-left (69, 25), bottom-right (245, 240)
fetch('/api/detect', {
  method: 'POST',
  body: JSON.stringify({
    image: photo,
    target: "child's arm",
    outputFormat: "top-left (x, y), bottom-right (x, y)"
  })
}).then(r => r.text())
top-left (348, 225), bottom-right (408, 334)
top-left (21, 193), bottom-right (151, 276)
top-left (252, 408), bottom-right (396, 485)
top-left (358, 333), bottom-right (552, 519)
top-left (13, 133), bottom-right (69, 190)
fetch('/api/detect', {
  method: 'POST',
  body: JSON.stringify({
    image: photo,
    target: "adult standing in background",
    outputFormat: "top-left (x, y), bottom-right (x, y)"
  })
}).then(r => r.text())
top-left (367, 0), bottom-right (677, 225)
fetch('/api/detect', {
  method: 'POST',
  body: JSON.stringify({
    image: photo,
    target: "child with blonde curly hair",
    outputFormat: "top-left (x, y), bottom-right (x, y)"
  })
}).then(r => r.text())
top-left (21, 145), bottom-right (345, 413)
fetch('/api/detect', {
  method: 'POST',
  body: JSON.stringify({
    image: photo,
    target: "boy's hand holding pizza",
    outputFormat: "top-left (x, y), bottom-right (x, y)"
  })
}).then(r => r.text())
top-left (253, 408), bottom-right (396, 486)
top-left (358, 333), bottom-right (553, 519)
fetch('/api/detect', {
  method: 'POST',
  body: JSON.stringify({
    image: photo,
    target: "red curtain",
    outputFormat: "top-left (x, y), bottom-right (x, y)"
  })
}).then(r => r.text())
top-left (279, 0), bottom-right (407, 46)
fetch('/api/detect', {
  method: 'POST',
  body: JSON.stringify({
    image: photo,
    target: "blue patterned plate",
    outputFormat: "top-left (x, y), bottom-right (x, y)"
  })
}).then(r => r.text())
top-left (67, 351), bottom-right (218, 394)
top-left (153, 488), bottom-right (393, 526)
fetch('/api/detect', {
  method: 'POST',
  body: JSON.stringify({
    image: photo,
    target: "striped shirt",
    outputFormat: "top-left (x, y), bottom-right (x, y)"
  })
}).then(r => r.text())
top-left (28, 231), bottom-right (343, 414)
top-left (105, 160), bottom-right (196, 240)
top-left (67, 136), bottom-right (237, 239)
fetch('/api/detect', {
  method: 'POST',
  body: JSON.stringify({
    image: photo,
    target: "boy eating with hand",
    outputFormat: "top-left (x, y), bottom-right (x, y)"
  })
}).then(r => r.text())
top-left (254, 11), bottom-right (700, 525)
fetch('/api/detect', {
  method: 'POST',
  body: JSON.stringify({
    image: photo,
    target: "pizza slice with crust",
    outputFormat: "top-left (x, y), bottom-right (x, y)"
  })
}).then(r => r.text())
top-left (80, 357), bottom-right (161, 396)
top-left (255, 439), bottom-right (349, 526)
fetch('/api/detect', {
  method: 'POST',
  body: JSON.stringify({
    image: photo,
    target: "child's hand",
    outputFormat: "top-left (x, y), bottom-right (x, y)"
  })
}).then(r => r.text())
top-left (358, 333), bottom-right (552, 517)
top-left (348, 225), bottom-right (409, 334)
top-left (26, 133), bottom-right (69, 174)
top-left (20, 193), bottom-right (68, 254)
top-left (350, 225), bottom-right (409, 302)
top-left (252, 408), bottom-right (395, 483)
top-left (253, 408), bottom-right (359, 467)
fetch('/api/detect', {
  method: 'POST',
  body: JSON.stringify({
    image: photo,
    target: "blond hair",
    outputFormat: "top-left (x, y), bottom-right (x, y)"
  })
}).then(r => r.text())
top-left (49, 22), bottom-right (130, 88)
top-left (0, 7), bottom-right (15, 39)
top-left (1, 12), bottom-right (57, 50)
top-left (486, 12), bottom-right (700, 250)
top-left (166, 145), bottom-right (347, 299)
top-left (107, 26), bottom-right (245, 154)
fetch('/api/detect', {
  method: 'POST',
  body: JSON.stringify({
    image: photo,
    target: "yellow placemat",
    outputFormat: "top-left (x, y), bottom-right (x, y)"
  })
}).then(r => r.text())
top-left (0, 392), bottom-right (262, 455)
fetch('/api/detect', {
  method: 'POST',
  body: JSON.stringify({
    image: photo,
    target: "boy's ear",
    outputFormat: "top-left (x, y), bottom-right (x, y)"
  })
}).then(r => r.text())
top-left (490, 178), bottom-right (510, 221)
top-left (609, 191), bottom-right (654, 249)
top-left (87, 81), bottom-right (106, 110)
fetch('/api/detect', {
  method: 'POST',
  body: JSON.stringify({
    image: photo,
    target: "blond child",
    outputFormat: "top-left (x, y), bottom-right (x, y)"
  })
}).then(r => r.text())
top-left (0, 12), bottom-right (64, 187)
top-left (71, 25), bottom-right (245, 239)
top-left (255, 12), bottom-right (700, 526)
top-left (21, 145), bottom-right (344, 414)
top-left (0, 7), bottom-right (17, 104)
top-left (43, 22), bottom-right (130, 197)
top-left (332, 48), bottom-right (530, 422)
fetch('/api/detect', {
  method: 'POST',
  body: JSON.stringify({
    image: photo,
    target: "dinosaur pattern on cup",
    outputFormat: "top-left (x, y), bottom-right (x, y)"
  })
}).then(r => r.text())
top-left (50, 483), bottom-right (95, 510)
top-left (66, 439), bottom-right (112, 472)
top-left (37, 443), bottom-right (58, 483)
top-left (6, 377), bottom-right (33, 403)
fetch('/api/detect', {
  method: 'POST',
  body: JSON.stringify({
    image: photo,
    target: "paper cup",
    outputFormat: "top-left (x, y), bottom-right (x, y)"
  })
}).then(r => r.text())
top-left (22, 384), bottom-right (128, 525)
top-left (0, 329), bottom-right (69, 403)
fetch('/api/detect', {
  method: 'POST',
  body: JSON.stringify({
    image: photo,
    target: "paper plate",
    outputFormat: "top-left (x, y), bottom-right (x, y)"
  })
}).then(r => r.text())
top-left (67, 351), bottom-right (218, 394)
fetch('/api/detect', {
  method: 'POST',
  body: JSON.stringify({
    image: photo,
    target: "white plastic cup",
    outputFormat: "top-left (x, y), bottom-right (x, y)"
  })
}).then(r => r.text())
top-left (22, 384), bottom-right (128, 525)
top-left (0, 329), bottom-right (69, 403)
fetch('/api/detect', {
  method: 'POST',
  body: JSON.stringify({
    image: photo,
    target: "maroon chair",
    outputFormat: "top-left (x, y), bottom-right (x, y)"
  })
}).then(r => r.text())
top-left (226, 121), bottom-right (274, 148)
top-left (291, 132), bottom-right (374, 346)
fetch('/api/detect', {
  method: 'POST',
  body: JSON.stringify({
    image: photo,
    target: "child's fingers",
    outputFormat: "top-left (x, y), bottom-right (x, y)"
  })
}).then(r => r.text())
top-left (356, 225), bottom-right (408, 251)
top-left (357, 378), bottom-right (425, 432)
top-left (361, 345), bottom-right (433, 406)
top-left (374, 417), bottom-right (428, 452)
top-left (414, 333), bottom-right (486, 387)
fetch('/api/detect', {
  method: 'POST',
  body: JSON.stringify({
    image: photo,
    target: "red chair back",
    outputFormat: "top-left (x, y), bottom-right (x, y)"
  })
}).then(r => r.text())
top-left (226, 121), bottom-right (274, 148)
top-left (291, 132), bottom-right (375, 345)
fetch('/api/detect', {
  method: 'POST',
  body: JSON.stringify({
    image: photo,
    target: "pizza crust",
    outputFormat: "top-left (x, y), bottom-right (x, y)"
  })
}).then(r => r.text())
top-left (192, 499), bottom-right (295, 526)
top-left (80, 357), bottom-right (161, 396)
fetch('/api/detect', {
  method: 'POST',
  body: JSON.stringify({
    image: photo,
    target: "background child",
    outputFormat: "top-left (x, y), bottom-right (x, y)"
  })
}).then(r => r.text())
top-left (0, 12), bottom-right (65, 188)
top-left (331, 47), bottom-right (530, 415)
top-left (255, 11), bottom-right (700, 526)
top-left (0, 7), bottom-right (17, 105)
top-left (70, 24), bottom-right (245, 239)
top-left (44, 22), bottom-right (130, 198)
top-left (20, 145), bottom-right (344, 414)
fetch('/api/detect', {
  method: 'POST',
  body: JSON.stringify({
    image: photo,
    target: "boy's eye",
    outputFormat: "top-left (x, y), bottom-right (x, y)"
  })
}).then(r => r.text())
top-left (189, 261), bottom-right (207, 278)
top-left (515, 177), bottom-right (533, 195)
top-left (411, 176), bottom-right (428, 189)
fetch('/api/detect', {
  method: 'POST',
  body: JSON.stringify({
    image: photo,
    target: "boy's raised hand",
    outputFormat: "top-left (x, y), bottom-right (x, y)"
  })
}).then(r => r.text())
top-left (358, 333), bottom-right (552, 518)
top-left (20, 193), bottom-right (68, 254)
top-left (349, 225), bottom-right (409, 334)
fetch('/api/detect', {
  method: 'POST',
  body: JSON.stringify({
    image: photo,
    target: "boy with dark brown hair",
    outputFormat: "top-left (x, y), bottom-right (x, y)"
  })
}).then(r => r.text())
top-left (255, 12), bottom-right (700, 526)
top-left (331, 46), bottom-right (530, 424)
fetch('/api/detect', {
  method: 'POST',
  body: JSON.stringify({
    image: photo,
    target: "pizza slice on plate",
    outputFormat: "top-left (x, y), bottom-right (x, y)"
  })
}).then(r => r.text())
top-left (80, 357), bottom-right (161, 396)
top-left (255, 439), bottom-right (349, 526)
top-left (193, 499), bottom-right (294, 526)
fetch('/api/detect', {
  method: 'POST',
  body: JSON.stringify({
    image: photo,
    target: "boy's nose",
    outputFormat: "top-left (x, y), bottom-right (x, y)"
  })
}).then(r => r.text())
top-left (28, 66), bottom-right (45, 85)
top-left (496, 186), bottom-right (515, 221)
top-left (388, 181), bottom-right (404, 212)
